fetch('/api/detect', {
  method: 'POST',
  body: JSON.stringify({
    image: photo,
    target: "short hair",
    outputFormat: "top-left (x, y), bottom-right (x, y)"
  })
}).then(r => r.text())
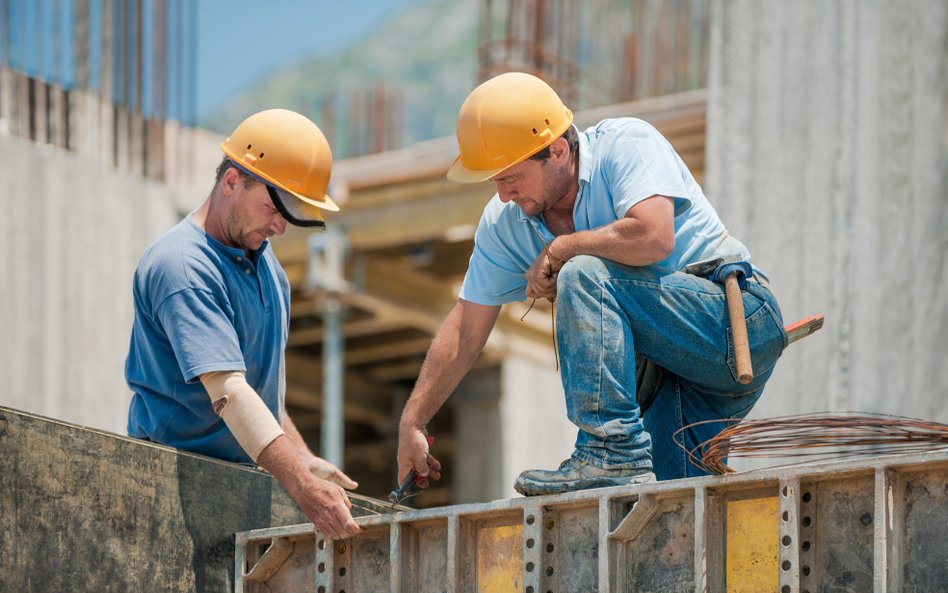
top-left (214, 157), bottom-right (255, 188)
top-left (528, 125), bottom-right (579, 161)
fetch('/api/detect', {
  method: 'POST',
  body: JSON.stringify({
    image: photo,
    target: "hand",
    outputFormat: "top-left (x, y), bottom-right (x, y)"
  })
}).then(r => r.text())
top-left (302, 455), bottom-right (358, 490)
top-left (525, 248), bottom-right (558, 302)
top-left (291, 475), bottom-right (362, 540)
top-left (397, 426), bottom-right (442, 487)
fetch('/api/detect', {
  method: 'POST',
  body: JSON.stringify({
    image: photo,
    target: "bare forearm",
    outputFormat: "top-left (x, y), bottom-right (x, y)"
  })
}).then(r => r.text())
top-left (547, 195), bottom-right (675, 269)
top-left (257, 434), bottom-right (308, 494)
top-left (551, 217), bottom-right (673, 268)
top-left (257, 434), bottom-right (360, 539)
top-left (282, 414), bottom-right (310, 454)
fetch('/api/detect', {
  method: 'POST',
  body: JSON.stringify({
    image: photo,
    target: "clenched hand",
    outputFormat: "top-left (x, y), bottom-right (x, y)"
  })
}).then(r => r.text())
top-left (525, 248), bottom-right (559, 302)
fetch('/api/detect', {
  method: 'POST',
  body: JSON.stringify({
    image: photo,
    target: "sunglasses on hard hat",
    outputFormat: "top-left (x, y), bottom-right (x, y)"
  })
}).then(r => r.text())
top-left (229, 161), bottom-right (326, 229)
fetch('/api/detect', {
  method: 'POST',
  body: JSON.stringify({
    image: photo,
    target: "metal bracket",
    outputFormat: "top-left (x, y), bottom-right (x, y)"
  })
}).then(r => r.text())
top-left (243, 536), bottom-right (295, 582)
top-left (608, 493), bottom-right (659, 542)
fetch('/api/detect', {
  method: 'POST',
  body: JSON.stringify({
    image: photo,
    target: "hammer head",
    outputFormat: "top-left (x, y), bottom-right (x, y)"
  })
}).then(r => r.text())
top-left (684, 255), bottom-right (753, 286)
top-left (683, 255), bottom-right (739, 278)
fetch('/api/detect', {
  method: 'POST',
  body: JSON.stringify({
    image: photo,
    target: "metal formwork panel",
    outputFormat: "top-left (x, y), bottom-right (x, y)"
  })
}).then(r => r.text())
top-left (235, 451), bottom-right (948, 593)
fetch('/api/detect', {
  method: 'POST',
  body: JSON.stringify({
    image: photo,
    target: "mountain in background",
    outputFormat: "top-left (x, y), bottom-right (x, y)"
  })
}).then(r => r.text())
top-left (200, 0), bottom-right (478, 156)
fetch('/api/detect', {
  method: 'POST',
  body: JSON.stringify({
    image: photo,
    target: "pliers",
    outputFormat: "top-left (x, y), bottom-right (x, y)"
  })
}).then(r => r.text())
top-left (388, 433), bottom-right (435, 507)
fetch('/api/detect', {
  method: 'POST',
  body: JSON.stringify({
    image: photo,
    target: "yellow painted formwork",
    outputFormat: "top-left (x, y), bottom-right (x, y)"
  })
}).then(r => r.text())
top-left (236, 450), bottom-right (948, 593)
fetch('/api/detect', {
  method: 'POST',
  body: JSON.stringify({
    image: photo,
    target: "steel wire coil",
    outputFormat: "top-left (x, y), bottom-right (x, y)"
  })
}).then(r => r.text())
top-left (674, 412), bottom-right (948, 474)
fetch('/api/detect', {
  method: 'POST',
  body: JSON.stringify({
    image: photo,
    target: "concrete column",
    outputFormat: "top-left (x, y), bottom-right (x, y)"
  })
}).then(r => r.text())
top-left (706, 0), bottom-right (947, 420)
top-left (0, 134), bottom-right (178, 432)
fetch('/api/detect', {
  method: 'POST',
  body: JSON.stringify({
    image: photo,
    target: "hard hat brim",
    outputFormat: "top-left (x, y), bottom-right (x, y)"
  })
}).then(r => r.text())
top-left (287, 188), bottom-right (340, 212)
top-left (446, 156), bottom-right (509, 184)
top-left (226, 158), bottom-right (339, 227)
top-left (269, 185), bottom-right (334, 228)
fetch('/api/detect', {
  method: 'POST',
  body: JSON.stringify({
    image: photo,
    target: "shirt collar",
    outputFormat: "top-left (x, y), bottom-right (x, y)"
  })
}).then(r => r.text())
top-left (187, 214), bottom-right (269, 260)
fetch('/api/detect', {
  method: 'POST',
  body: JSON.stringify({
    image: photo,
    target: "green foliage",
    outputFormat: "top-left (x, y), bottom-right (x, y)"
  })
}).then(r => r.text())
top-left (200, 0), bottom-right (478, 156)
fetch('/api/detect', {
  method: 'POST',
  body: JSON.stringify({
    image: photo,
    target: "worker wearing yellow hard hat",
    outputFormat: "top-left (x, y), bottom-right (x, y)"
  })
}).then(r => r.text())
top-left (126, 109), bottom-right (361, 539)
top-left (397, 72), bottom-right (787, 495)
top-left (219, 108), bottom-right (339, 229)
top-left (446, 72), bottom-right (574, 183)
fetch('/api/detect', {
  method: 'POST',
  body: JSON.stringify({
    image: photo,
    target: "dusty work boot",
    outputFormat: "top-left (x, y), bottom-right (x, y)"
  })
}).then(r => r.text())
top-left (514, 457), bottom-right (655, 496)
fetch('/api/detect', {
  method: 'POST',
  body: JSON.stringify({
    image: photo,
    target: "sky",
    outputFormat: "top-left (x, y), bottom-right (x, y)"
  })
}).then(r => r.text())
top-left (196, 0), bottom-right (425, 118)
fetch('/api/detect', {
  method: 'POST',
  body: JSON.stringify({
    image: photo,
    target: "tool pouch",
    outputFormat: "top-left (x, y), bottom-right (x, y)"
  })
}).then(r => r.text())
top-left (635, 353), bottom-right (665, 414)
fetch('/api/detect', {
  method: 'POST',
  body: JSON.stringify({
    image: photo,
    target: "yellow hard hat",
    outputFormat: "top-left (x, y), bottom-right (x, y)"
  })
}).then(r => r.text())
top-left (447, 72), bottom-right (574, 183)
top-left (221, 109), bottom-right (338, 227)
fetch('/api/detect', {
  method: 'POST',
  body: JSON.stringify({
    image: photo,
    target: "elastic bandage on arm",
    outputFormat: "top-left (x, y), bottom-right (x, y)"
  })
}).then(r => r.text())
top-left (200, 371), bottom-right (284, 462)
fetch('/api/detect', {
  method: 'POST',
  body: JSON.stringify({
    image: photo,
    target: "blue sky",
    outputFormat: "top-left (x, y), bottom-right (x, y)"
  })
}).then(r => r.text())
top-left (196, 0), bottom-right (425, 118)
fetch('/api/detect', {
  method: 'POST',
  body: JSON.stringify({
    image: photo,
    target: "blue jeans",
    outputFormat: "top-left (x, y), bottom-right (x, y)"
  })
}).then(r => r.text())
top-left (555, 255), bottom-right (787, 480)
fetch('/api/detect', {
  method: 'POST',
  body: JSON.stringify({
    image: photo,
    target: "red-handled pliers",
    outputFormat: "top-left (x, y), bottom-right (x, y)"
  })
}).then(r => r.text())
top-left (388, 434), bottom-right (435, 506)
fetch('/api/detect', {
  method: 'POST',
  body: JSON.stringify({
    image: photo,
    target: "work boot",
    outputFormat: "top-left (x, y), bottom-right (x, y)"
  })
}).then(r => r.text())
top-left (514, 457), bottom-right (655, 496)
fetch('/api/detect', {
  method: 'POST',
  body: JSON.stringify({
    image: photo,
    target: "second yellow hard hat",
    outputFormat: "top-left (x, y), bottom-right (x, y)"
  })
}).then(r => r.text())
top-left (447, 72), bottom-right (574, 183)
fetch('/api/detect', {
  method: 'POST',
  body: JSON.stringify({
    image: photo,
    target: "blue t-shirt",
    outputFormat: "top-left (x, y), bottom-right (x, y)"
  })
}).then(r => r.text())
top-left (125, 216), bottom-right (290, 462)
top-left (459, 118), bottom-right (751, 305)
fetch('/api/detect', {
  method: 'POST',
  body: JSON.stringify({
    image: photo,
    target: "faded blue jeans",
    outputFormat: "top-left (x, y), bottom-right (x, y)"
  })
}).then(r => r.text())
top-left (555, 255), bottom-right (787, 481)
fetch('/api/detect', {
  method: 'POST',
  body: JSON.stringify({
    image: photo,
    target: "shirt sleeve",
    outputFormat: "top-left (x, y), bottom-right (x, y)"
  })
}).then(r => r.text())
top-left (458, 216), bottom-right (532, 306)
top-left (602, 121), bottom-right (692, 218)
top-left (155, 288), bottom-right (247, 383)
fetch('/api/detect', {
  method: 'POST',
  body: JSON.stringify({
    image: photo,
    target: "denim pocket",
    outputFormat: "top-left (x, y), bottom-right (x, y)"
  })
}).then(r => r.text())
top-left (726, 299), bottom-right (787, 385)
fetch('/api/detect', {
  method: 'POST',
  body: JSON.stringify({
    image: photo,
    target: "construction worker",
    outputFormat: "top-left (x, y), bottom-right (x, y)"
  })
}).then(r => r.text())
top-left (397, 72), bottom-right (787, 495)
top-left (125, 109), bottom-right (361, 539)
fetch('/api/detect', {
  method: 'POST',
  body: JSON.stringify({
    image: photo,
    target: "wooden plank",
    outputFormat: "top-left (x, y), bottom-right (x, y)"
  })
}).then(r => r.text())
top-left (346, 337), bottom-right (433, 366)
top-left (288, 316), bottom-right (407, 347)
top-left (285, 350), bottom-right (390, 400)
top-left (285, 381), bottom-right (391, 429)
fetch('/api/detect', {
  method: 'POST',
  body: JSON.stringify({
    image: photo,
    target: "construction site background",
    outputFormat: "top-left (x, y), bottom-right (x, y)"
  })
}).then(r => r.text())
top-left (0, 0), bottom-right (945, 510)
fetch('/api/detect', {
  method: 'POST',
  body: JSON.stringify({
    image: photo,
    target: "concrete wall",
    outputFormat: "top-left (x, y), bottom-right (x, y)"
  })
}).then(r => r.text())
top-left (0, 134), bottom-right (185, 432)
top-left (706, 0), bottom-right (947, 421)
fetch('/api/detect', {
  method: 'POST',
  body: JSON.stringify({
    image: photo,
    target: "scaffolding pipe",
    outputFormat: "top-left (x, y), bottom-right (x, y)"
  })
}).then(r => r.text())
top-left (321, 295), bottom-right (343, 468)
top-left (307, 228), bottom-right (349, 469)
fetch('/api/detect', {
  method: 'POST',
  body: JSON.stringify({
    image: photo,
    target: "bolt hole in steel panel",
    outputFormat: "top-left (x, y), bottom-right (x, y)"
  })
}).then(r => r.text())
top-left (542, 505), bottom-right (598, 591)
top-left (344, 526), bottom-right (389, 592)
top-left (802, 474), bottom-right (875, 592)
top-left (471, 514), bottom-right (524, 593)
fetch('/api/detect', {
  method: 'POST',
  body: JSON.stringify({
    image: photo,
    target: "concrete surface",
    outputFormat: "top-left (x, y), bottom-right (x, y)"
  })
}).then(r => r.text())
top-left (705, 0), bottom-right (948, 422)
top-left (0, 405), bottom-right (312, 592)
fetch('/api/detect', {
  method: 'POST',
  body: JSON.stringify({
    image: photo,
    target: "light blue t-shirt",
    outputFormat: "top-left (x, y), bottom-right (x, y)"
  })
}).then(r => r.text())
top-left (125, 216), bottom-right (289, 462)
top-left (459, 118), bottom-right (750, 306)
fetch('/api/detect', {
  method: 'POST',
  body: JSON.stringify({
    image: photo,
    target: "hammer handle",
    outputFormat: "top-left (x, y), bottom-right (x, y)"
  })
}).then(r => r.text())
top-left (725, 272), bottom-right (754, 384)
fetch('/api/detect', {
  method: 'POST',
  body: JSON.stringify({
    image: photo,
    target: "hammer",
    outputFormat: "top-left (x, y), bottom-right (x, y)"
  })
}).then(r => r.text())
top-left (683, 256), bottom-right (755, 384)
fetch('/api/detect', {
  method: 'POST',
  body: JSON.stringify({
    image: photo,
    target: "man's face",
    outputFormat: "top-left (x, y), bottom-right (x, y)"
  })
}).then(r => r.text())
top-left (490, 146), bottom-right (572, 217)
top-left (223, 173), bottom-right (288, 251)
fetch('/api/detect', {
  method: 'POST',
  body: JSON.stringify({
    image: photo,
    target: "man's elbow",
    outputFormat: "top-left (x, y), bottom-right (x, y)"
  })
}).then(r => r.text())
top-left (647, 230), bottom-right (675, 263)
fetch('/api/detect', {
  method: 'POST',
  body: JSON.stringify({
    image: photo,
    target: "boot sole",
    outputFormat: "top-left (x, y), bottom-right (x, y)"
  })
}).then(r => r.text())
top-left (514, 472), bottom-right (655, 496)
